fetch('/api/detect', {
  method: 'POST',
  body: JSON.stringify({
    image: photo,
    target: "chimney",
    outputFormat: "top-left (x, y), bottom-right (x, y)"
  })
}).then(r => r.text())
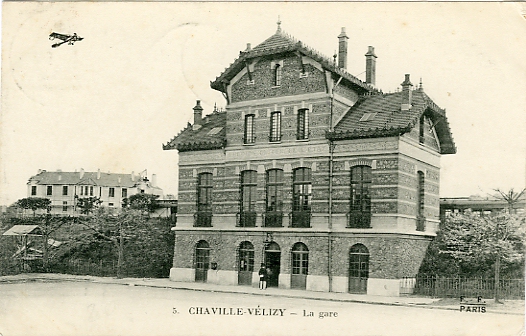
top-left (193, 100), bottom-right (203, 130)
top-left (365, 46), bottom-right (377, 86)
top-left (79, 168), bottom-right (85, 179)
top-left (151, 174), bottom-right (157, 187)
top-left (58, 174), bottom-right (62, 181)
top-left (338, 27), bottom-right (348, 69)
top-left (97, 169), bottom-right (101, 180)
top-left (401, 74), bottom-right (413, 111)
top-left (246, 43), bottom-right (251, 51)
top-left (131, 171), bottom-right (135, 182)
top-left (37, 169), bottom-right (42, 174)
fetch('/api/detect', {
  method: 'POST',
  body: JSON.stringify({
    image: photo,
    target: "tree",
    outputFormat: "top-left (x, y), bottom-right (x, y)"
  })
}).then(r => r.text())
top-left (15, 197), bottom-right (51, 217)
top-left (122, 193), bottom-right (160, 215)
top-left (76, 196), bottom-right (103, 215)
top-left (78, 208), bottom-right (148, 278)
top-left (423, 210), bottom-right (525, 302)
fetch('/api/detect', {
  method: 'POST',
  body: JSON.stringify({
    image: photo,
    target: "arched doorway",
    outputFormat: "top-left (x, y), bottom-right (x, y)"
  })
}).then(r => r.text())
top-left (291, 242), bottom-right (309, 289)
top-left (195, 240), bottom-right (210, 282)
top-left (265, 242), bottom-right (281, 287)
top-left (349, 244), bottom-right (369, 293)
top-left (238, 241), bottom-right (254, 285)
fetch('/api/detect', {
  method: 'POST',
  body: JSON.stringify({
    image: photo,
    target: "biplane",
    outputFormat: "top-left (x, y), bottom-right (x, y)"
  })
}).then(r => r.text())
top-left (49, 32), bottom-right (83, 48)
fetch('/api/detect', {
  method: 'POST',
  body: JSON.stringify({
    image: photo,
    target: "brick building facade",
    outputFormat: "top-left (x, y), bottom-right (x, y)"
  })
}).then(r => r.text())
top-left (163, 25), bottom-right (456, 296)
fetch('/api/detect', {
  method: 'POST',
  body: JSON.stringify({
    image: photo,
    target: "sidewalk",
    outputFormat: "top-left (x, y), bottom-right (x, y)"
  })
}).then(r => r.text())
top-left (0, 273), bottom-right (523, 315)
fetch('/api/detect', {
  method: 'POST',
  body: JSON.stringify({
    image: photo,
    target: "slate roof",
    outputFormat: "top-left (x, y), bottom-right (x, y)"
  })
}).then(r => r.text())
top-left (28, 171), bottom-right (146, 187)
top-left (210, 29), bottom-right (375, 94)
top-left (163, 111), bottom-right (227, 152)
top-left (328, 89), bottom-right (456, 154)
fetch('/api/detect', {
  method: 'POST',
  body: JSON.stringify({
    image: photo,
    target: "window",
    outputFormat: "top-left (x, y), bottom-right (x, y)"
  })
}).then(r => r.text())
top-left (238, 241), bottom-right (255, 272)
top-left (62, 201), bottom-right (67, 212)
top-left (419, 115), bottom-right (425, 144)
top-left (269, 112), bottom-right (281, 142)
top-left (62, 186), bottom-right (68, 196)
top-left (349, 244), bottom-right (369, 293)
top-left (292, 168), bottom-right (312, 228)
top-left (109, 203), bottom-right (114, 207)
top-left (122, 188), bottom-right (127, 198)
top-left (109, 188), bottom-right (115, 198)
top-left (244, 114), bottom-right (255, 144)
top-left (196, 173), bottom-right (213, 227)
top-left (84, 186), bottom-right (89, 196)
top-left (265, 169), bottom-right (284, 227)
top-left (273, 64), bottom-right (282, 86)
top-left (359, 112), bottom-right (377, 122)
top-left (291, 243), bottom-right (309, 275)
top-left (90, 186), bottom-right (94, 196)
top-left (31, 186), bottom-right (37, 196)
top-left (417, 171), bottom-right (425, 231)
top-left (349, 166), bottom-right (372, 228)
top-left (239, 170), bottom-right (257, 227)
top-left (297, 109), bottom-right (309, 140)
top-left (47, 186), bottom-right (53, 196)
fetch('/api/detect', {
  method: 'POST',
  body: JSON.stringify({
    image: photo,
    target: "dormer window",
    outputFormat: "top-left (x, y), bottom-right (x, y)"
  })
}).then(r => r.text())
top-left (273, 64), bottom-right (282, 86)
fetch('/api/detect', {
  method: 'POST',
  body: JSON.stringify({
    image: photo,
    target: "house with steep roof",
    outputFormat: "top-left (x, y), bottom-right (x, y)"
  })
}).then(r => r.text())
top-left (163, 24), bottom-right (456, 296)
top-left (26, 169), bottom-right (163, 215)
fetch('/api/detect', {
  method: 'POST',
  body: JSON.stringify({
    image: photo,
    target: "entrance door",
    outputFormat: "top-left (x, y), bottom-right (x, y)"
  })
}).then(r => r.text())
top-left (291, 242), bottom-right (308, 289)
top-left (195, 240), bottom-right (210, 282)
top-left (238, 241), bottom-right (254, 285)
top-left (349, 244), bottom-right (369, 293)
top-left (265, 242), bottom-right (281, 287)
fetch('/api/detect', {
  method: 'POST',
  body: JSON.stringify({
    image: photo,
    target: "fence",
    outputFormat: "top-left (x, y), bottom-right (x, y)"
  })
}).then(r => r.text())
top-left (401, 276), bottom-right (525, 300)
top-left (2, 258), bottom-right (165, 278)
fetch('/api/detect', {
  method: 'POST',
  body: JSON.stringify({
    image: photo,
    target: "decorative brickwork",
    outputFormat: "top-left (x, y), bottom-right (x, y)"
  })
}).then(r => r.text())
top-left (371, 186), bottom-right (398, 199)
top-left (330, 236), bottom-right (431, 278)
top-left (231, 59), bottom-right (326, 103)
top-left (372, 201), bottom-right (397, 214)
top-left (375, 159), bottom-right (398, 170)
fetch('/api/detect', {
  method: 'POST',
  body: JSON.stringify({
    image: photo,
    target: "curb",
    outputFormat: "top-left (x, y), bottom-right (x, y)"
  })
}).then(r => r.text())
top-left (1, 274), bottom-right (523, 315)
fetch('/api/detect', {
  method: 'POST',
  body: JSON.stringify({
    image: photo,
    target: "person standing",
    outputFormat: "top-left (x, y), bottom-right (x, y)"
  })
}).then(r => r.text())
top-left (258, 263), bottom-right (268, 290)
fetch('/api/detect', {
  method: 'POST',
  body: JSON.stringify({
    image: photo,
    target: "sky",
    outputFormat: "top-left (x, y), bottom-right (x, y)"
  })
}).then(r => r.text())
top-left (1, 2), bottom-right (525, 206)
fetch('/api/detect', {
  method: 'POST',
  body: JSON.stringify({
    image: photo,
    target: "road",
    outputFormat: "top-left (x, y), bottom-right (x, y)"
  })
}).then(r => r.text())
top-left (0, 281), bottom-right (523, 336)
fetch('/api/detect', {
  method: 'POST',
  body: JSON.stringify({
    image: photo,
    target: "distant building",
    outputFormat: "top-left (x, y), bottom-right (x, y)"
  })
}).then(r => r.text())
top-left (163, 24), bottom-right (456, 296)
top-left (26, 169), bottom-right (163, 215)
top-left (440, 194), bottom-right (526, 220)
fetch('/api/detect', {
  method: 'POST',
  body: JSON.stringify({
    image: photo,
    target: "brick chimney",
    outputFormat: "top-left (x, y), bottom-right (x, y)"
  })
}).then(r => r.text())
top-left (401, 74), bottom-right (413, 111)
top-left (193, 100), bottom-right (203, 130)
top-left (365, 46), bottom-right (377, 86)
top-left (338, 27), bottom-right (348, 69)
top-left (79, 168), bottom-right (85, 179)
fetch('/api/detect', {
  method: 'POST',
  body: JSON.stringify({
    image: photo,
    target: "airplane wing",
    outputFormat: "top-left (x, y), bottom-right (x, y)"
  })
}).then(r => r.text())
top-left (49, 32), bottom-right (71, 41)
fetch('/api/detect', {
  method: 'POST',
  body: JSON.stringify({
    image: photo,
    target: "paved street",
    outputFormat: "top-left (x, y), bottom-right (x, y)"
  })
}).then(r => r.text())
top-left (0, 281), bottom-right (523, 336)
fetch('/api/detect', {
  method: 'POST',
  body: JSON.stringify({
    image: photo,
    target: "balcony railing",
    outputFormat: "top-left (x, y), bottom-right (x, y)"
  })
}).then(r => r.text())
top-left (263, 211), bottom-right (283, 227)
top-left (237, 211), bottom-right (257, 227)
top-left (417, 216), bottom-right (426, 231)
top-left (194, 211), bottom-right (212, 227)
top-left (347, 211), bottom-right (372, 228)
top-left (289, 211), bottom-right (311, 228)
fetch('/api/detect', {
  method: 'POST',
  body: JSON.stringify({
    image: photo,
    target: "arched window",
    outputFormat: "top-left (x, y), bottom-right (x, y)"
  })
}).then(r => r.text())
top-left (265, 169), bottom-right (284, 227)
top-left (239, 170), bottom-right (257, 227)
top-left (349, 244), bottom-right (369, 293)
top-left (292, 168), bottom-right (312, 228)
top-left (349, 166), bottom-right (372, 228)
top-left (196, 173), bottom-right (213, 227)
top-left (296, 109), bottom-right (309, 140)
top-left (291, 243), bottom-right (309, 275)
top-left (416, 171), bottom-right (425, 231)
top-left (195, 240), bottom-right (210, 282)
top-left (238, 241), bottom-right (254, 272)
top-left (269, 112), bottom-right (281, 142)
top-left (273, 64), bottom-right (282, 86)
